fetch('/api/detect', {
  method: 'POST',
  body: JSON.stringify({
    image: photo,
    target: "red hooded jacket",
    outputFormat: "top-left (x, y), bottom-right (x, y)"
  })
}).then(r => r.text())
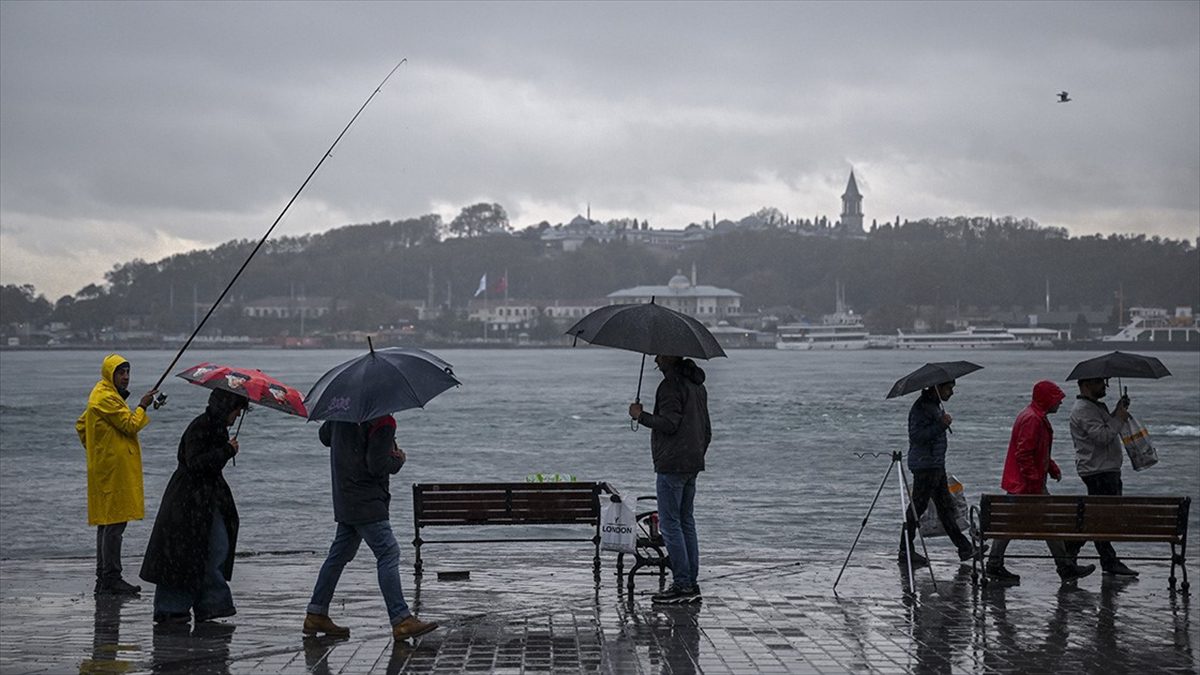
top-left (1000, 381), bottom-right (1066, 495)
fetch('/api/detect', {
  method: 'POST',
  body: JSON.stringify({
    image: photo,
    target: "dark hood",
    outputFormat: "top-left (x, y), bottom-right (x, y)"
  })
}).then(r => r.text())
top-left (206, 388), bottom-right (249, 420)
top-left (673, 358), bottom-right (706, 385)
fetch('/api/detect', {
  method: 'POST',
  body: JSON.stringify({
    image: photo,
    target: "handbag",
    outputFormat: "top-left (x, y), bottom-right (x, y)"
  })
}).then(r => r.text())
top-left (600, 496), bottom-right (637, 554)
top-left (1120, 413), bottom-right (1159, 471)
top-left (919, 474), bottom-right (970, 538)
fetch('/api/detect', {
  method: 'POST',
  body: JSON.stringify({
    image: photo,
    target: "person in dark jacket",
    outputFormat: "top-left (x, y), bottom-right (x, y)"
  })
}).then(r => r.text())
top-left (140, 388), bottom-right (247, 624)
top-left (303, 415), bottom-right (437, 642)
top-left (899, 380), bottom-right (980, 567)
top-left (985, 380), bottom-right (1096, 584)
top-left (628, 355), bottom-right (711, 604)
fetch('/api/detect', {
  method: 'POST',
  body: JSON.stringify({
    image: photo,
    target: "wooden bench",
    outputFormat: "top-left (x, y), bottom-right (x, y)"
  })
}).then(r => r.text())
top-left (411, 481), bottom-right (613, 581)
top-left (969, 494), bottom-right (1191, 592)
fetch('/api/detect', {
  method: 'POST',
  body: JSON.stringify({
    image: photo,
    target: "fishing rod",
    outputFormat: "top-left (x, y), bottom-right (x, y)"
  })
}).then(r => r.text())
top-left (151, 59), bottom-right (407, 398)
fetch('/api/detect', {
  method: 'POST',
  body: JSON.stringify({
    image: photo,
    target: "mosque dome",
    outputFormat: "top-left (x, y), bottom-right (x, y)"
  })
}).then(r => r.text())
top-left (667, 271), bottom-right (691, 291)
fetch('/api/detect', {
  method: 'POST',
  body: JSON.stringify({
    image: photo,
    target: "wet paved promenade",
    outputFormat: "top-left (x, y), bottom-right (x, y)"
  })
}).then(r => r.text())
top-left (0, 547), bottom-right (1195, 673)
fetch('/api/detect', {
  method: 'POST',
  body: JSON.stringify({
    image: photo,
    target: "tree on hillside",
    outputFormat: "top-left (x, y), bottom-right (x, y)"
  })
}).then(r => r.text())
top-left (0, 284), bottom-right (53, 326)
top-left (449, 203), bottom-right (509, 238)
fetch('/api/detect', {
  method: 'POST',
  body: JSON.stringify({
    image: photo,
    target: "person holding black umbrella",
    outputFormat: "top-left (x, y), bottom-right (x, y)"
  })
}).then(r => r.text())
top-left (898, 380), bottom-right (982, 567)
top-left (1064, 377), bottom-right (1138, 576)
top-left (628, 354), bottom-right (712, 604)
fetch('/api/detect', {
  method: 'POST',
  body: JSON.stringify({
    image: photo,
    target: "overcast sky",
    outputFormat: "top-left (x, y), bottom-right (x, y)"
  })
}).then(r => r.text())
top-left (2, 1), bottom-right (1198, 299)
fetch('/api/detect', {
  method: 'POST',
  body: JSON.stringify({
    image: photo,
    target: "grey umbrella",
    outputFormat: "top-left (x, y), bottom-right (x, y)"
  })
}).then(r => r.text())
top-left (304, 341), bottom-right (461, 422)
top-left (566, 299), bottom-right (726, 428)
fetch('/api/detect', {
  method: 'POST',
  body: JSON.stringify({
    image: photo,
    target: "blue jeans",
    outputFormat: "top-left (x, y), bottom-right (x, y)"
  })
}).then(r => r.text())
top-left (307, 520), bottom-right (412, 626)
top-left (656, 472), bottom-right (699, 589)
top-left (154, 509), bottom-right (234, 619)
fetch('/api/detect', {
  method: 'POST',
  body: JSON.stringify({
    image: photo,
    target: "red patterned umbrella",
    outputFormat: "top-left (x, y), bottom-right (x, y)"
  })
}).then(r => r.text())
top-left (176, 362), bottom-right (308, 418)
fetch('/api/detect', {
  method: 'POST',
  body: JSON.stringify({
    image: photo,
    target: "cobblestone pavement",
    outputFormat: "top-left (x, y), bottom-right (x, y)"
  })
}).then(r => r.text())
top-left (0, 547), bottom-right (1195, 673)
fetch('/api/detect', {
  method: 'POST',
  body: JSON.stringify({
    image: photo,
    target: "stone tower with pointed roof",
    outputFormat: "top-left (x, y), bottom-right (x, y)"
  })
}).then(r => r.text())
top-left (840, 170), bottom-right (864, 233)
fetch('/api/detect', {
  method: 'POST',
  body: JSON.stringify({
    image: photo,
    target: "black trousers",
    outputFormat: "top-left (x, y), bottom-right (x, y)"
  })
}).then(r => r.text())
top-left (95, 521), bottom-right (127, 583)
top-left (902, 468), bottom-right (971, 553)
top-left (1067, 471), bottom-right (1122, 568)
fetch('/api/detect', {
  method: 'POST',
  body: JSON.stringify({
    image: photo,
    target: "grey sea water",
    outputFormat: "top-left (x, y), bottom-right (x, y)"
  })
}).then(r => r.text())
top-left (1, 348), bottom-right (1197, 563)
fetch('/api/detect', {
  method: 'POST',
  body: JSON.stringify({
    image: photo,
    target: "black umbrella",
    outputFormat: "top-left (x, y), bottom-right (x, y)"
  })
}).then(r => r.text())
top-left (565, 299), bottom-right (726, 417)
top-left (885, 361), bottom-right (983, 399)
top-left (1066, 351), bottom-right (1172, 381)
top-left (304, 340), bottom-right (461, 422)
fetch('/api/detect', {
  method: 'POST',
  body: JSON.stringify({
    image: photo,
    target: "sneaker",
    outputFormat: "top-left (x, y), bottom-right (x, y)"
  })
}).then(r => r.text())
top-left (392, 615), bottom-right (438, 641)
top-left (303, 613), bottom-right (350, 638)
top-left (651, 584), bottom-right (694, 604)
top-left (98, 578), bottom-right (141, 596)
top-left (1059, 563), bottom-right (1097, 583)
top-left (898, 549), bottom-right (929, 568)
top-left (985, 565), bottom-right (1021, 583)
top-left (1103, 561), bottom-right (1139, 577)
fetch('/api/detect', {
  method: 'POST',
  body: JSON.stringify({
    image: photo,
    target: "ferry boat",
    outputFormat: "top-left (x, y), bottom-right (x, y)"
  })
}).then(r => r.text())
top-left (776, 283), bottom-right (869, 350)
top-left (1097, 307), bottom-right (1200, 351)
top-left (894, 326), bottom-right (1024, 350)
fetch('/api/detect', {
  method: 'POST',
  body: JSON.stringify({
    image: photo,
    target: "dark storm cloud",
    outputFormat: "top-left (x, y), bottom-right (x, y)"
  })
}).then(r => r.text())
top-left (2, 1), bottom-right (1197, 297)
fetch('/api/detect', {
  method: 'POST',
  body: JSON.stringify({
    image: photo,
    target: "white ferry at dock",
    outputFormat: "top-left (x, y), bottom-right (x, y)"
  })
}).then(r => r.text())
top-left (776, 283), bottom-right (869, 350)
top-left (894, 326), bottom-right (1025, 350)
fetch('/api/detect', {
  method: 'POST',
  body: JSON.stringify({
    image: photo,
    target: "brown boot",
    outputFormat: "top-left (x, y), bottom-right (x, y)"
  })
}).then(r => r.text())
top-left (303, 613), bottom-right (350, 637)
top-left (392, 615), bottom-right (438, 641)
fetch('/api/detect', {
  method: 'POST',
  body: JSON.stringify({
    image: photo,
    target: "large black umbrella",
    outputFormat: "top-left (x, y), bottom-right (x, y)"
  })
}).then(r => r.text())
top-left (304, 341), bottom-right (461, 422)
top-left (566, 299), bottom-right (726, 411)
top-left (1066, 351), bottom-right (1172, 381)
top-left (885, 361), bottom-right (983, 399)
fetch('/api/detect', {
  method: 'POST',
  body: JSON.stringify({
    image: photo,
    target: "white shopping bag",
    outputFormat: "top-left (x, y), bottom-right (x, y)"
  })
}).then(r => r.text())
top-left (600, 497), bottom-right (637, 554)
top-left (919, 474), bottom-right (970, 538)
top-left (1121, 414), bottom-right (1159, 471)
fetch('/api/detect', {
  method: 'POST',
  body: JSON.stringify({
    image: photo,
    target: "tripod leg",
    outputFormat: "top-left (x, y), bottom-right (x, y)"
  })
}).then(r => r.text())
top-left (834, 457), bottom-right (897, 592)
top-left (899, 463), bottom-right (938, 592)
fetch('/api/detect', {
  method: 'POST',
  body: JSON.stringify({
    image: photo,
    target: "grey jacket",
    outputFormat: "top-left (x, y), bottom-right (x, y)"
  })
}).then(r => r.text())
top-left (1068, 396), bottom-right (1125, 477)
top-left (637, 360), bottom-right (712, 474)
top-left (320, 417), bottom-right (405, 524)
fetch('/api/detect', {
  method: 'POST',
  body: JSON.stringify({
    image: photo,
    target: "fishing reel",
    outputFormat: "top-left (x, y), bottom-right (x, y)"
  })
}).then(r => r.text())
top-left (152, 393), bottom-right (169, 409)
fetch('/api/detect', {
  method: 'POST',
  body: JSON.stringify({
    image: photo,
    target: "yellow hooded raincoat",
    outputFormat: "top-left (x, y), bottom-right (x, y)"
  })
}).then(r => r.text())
top-left (76, 353), bottom-right (150, 525)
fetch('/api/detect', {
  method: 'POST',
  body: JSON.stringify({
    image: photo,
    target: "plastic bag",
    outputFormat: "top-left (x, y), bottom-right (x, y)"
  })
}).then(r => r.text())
top-left (1121, 413), bottom-right (1158, 471)
top-left (918, 474), bottom-right (970, 538)
top-left (600, 497), bottom-right (637, 554)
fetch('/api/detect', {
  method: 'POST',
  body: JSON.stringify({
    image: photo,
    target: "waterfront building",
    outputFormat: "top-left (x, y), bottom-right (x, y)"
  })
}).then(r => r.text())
top-left (607, 269), bottom-right (742, 321)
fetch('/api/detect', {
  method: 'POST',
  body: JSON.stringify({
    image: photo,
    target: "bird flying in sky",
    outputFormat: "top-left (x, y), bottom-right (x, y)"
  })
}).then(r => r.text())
top-left (1057, 91), bottom-right (1072, 103)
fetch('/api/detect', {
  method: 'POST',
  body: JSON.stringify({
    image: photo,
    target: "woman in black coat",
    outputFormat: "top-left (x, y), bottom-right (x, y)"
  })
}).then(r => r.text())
top-left (140, 388), bottom-right (247, 624)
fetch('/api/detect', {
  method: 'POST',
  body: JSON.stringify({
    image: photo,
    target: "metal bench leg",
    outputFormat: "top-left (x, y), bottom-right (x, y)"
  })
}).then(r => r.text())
top-left (413, 536), bottom-right (424, 577)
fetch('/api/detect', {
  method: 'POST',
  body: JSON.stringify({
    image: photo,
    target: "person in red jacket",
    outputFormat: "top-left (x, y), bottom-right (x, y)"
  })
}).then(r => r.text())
top-left (986, 380), bottom-right (1097, 584)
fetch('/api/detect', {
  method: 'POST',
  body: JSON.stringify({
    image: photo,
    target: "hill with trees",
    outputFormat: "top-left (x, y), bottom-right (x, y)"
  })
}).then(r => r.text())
top-left (2, 205), bottom-right (1197, 340)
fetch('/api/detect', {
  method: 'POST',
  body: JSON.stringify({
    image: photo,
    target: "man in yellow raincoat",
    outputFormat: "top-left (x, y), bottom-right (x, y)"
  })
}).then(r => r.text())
top-left (76, 354), bottom-right (157, 595)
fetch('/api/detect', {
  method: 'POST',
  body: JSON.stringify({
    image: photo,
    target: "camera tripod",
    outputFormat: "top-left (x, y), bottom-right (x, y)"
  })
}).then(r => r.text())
top-left (833, 451), bottom-right (938, 593)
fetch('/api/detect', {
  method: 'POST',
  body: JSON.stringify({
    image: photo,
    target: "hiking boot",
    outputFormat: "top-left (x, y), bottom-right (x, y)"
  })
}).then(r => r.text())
top-left (985, 564), bottom-right (1021, 583)
top-left (1103, 561), bottom-right (1139, 577)
top-left (898, 549), bottom-right (929, 568)
top-left (154, 612), bottom-right (190, 625)
top-left (195, 607), bottom-right (236, 623)
top-left (1059, 563), bottom-right (1096, 583)
top-left (98, 578), bottom-right (141, 596)
top-left (651, 584), bottom-right (695, 604)
top-left (303, 613), bottom-right (350, 638)
top-left (392, 615), bottom-right (438, 641)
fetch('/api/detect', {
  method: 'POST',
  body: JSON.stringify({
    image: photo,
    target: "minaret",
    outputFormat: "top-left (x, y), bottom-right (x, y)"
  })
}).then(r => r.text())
top-left (840, 170), bottom-right (864, 233)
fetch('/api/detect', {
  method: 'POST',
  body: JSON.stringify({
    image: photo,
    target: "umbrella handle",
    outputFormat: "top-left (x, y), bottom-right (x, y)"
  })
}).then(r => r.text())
top-left (230, 409), bottom-right (247, 465)
top-left (631, 354), bottom-right (647, 432)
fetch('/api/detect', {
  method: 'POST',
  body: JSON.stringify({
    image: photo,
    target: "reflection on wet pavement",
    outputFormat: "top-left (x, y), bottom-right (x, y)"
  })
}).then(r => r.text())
top-left (1, 550), bottom-right (1194, 673)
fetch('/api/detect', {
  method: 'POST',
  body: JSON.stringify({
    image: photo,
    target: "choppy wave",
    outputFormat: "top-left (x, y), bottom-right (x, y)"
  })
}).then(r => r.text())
top-left (1161, 425), bottom-right (1200, 437)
